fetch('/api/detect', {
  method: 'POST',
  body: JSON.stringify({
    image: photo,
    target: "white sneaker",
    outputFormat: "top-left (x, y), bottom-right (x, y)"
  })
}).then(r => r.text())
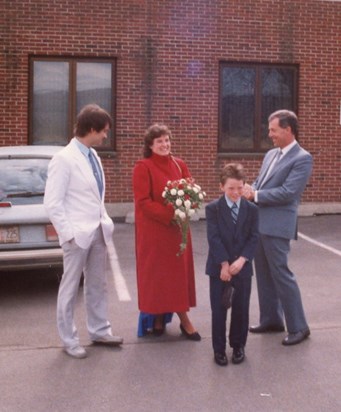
top-left (92, 334), bottom-right (123, 346)
top-left (64, 345), bottom-right (87, 359)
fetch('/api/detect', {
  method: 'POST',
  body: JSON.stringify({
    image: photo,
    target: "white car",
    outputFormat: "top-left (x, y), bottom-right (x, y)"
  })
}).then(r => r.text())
top-left (0, 145), bottom-right (64, 271)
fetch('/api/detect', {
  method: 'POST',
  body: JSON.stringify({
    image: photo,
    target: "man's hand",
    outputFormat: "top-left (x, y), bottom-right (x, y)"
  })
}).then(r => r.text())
top-left (243, 183), bottom-right (255, 201)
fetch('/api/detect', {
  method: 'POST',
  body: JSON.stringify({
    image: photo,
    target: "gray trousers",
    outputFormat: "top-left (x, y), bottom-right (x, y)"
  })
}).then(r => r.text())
top-left (57, 226), bottom-right (112, 348)
top-left (254, 234), bottom-right (309, 333)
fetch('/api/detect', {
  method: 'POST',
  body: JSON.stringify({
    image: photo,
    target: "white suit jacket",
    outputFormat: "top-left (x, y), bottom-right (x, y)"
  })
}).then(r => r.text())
top-left (44, 138), bottom-right (114, 249)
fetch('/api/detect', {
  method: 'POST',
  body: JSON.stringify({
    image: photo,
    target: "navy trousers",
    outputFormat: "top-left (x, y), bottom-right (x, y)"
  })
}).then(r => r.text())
top-left (209, 275), bottom-right (251, 354)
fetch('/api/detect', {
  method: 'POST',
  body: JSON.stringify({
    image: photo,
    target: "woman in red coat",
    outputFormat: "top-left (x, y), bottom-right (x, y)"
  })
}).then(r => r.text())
top-left (133, 124), bottom-right (200, 340)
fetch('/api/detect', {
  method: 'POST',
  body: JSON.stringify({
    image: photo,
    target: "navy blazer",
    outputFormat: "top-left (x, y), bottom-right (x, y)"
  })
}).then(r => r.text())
top-left (205, 196), bottom-right (259, 278)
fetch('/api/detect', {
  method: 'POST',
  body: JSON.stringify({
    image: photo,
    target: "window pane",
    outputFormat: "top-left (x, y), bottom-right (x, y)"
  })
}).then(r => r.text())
top-left (32, 61), bottom-right (69, 145)
top-left (261, 68), bottom-right (296, 149)
top-left (220, 67), bottom-right (255, 150)
top-left (0, 158), bottom-right (49, 205)
top-left (76, 62), bottom-right (113, 148)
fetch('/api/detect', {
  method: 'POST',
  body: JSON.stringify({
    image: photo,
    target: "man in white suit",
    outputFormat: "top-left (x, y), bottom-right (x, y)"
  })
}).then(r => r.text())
top-left (44, 104), bottom-right (123, 358)
top-left (244, 110), bottom-right (313, 346)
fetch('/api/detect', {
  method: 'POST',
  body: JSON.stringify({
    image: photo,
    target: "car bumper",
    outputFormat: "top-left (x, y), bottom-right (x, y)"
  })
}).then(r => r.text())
top-left (0, 248), bottom-right (63, 271)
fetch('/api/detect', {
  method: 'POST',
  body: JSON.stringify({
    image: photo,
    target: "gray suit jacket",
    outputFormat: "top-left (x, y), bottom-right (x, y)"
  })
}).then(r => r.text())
top-left (252, 143), bottom-right (313, 240)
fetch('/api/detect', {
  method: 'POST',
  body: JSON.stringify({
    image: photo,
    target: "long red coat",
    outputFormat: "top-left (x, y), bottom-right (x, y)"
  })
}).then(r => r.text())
top-left (133, 153), bottom-right (196, 313)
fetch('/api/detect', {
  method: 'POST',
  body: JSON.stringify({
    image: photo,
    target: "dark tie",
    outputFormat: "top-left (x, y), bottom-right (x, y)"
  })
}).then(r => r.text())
top-left (88, 150), bottom-right (103, 197)
top-left (231, 202), bottom-right (238, 224)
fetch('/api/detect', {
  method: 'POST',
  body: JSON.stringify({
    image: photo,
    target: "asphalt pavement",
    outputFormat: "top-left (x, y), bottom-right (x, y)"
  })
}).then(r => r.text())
top-left (1, 215), bottom-right (341, 411)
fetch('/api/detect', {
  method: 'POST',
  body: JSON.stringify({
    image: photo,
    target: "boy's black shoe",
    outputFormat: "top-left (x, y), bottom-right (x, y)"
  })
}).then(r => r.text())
top-left (232, 347), bottom-right (245, 364)
top-left (214, 352), bottom-right (228, 366)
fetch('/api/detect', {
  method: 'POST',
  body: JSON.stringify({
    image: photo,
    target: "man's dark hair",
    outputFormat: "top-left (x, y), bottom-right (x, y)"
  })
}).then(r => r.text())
top-left (74, 104), bottom-right (112, 137)
top-left (143, 123), bottom-right (172, 158)
top-left (268, 109), bottom-right (298, 137)
top-left (220, 163), bottom-right (245, 185)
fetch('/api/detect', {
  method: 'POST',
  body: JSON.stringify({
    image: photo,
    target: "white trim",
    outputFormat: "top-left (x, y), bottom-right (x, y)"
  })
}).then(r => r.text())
top-left (298, 232), bottom-right (341, 258)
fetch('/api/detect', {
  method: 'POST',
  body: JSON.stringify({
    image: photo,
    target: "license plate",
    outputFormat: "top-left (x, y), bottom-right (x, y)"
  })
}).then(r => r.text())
top-left (0, 226), bottom-right (20, 244)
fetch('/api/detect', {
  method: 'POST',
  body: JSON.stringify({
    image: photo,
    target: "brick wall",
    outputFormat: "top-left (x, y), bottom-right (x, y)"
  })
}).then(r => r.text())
top-left (1, 0), bottom-right (340, 204)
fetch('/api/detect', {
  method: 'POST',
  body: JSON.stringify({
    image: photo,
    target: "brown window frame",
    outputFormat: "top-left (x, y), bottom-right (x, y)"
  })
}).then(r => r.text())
top-left (218, 62), bottom-right (298, 154)
top-left (29, 56), bottom-right (117, 154)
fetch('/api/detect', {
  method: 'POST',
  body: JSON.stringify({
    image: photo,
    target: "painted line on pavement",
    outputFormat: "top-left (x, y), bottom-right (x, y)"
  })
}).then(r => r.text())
top-left (107, 242), bottom-right (131, 301)
top-left (298, 232), bottom-right (341, 257)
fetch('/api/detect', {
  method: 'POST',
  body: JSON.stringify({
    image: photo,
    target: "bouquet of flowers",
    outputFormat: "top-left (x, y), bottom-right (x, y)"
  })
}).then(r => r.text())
top-left (162, 178), bottom-right (206, 256)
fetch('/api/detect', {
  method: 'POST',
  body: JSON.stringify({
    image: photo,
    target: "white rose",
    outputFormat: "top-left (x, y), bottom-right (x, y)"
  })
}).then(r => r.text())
top-left (184, 200), bottom-right (191, 209)
top-left (188, 209), bottom-right (195, 216)
top-left (170, 188), bottom-right (177, 196)
top-left (193, 187), bottom-right (199, 193)
top-left (178, 189), bottom-right (184, 196)
top-left (199, 193), bottom-right (204, 200)
top-left (175, 198), bottom-right (183, 207)
top-left (162, 191), bottom-right (166, 198)
top-left (178, 211), bottom-right (187, 220)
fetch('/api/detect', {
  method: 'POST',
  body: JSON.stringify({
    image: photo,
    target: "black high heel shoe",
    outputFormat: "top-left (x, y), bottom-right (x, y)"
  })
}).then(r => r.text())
top-left (180, 324), bottom-right (201, 341)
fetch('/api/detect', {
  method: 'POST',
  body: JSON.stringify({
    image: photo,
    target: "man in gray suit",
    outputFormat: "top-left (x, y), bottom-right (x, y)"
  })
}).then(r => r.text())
top-left (243, 110), bottom-right (313, 346)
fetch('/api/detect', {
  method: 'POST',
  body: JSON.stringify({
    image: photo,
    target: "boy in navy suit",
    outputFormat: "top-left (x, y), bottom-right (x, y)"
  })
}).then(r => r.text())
top-left (205, 163), bottom-right (259, 366)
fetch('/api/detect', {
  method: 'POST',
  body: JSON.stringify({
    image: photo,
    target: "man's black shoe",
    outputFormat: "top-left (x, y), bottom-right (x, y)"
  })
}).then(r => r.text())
top-left (249, 324), bottom-right (285, 334)
top-left (232, 347), bottom-right (245, 364)
top-left (214, 352), bottom-right (228, 366)
top-left (282, 328), bottom-right (310, 346)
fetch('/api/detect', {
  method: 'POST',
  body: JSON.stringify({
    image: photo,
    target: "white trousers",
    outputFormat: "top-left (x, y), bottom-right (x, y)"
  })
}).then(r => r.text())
top-left (57, 226), bottom-right (112, 348)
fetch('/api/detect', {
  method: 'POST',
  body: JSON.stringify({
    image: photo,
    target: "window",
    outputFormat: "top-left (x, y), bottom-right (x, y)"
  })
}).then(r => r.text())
top-left (29, 57), bottom-right (116, 152)
top-left (219, 63), bottom-right (298, 153)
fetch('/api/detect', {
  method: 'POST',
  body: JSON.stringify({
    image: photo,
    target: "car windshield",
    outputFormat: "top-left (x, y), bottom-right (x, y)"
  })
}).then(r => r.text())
top-left (0, 157), bottom-right (50, 205)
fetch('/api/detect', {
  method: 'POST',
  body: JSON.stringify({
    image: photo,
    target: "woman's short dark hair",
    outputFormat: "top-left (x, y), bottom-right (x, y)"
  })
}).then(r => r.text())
top-left (220, 163), bottom-right (245, 185)
top-left (268, 109), bottom-right (298, 137)
top-left (143, 123), bottom-right (172, 158)
top-left (74, 104), bottom-right (112, 137)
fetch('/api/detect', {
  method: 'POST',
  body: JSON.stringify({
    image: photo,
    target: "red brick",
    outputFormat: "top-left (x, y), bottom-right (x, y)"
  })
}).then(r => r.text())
top-left (1, 0), bottom-right (340, 203)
